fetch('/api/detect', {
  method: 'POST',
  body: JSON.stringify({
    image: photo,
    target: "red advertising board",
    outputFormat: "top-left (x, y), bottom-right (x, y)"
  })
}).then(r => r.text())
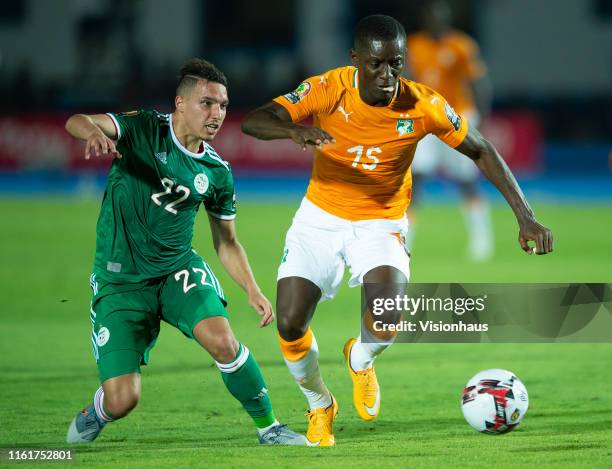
top-left (481, 112), bottom-right (543, 173)
top-left (208, 115), bottom-right (312, 172)
top-left (0, 114), bottom-right (88, 170)
top-left (0, 111), bottom-right (542, 173)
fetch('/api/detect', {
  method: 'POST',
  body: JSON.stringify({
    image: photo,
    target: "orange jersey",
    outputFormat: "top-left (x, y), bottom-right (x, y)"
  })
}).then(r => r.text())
top-left (407, 30), bottom-right (486, 114)
top-left (273, 66), bottom-right (469, 220)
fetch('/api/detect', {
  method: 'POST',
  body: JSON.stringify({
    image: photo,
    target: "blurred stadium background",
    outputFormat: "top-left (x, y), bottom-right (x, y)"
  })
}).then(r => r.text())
top-left (1, 0), bottom-right (611, 465)
top-left (0, 0), bottom-right (611, 198)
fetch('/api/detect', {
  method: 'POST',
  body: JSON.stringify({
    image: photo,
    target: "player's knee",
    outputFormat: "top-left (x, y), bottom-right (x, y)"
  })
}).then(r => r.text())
top-left (277, 310), bottom-right (308, 341)
top-left (208, 334), bottom-right (239, 364)
top-left (276, 277), bottom-right (320, 341)
top-left (104, 386), bottom-right (140, 418)
top-left (363, 265), bottom-right (408, 285)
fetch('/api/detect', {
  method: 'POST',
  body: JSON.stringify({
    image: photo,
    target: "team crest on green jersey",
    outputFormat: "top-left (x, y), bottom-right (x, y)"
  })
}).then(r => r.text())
top-left (96, 327), bottom-right (110, 347)
top-left (396, 118), bottom-right (414, 136)
top-left (194, 173), bottom-right (209, 194)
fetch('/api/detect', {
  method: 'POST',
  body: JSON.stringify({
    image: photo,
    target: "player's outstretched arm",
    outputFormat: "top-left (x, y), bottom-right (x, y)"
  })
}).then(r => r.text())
top-left (242, 102), bottom-right (334, 150)
top-left (456, 126), bottom-right (553, 255)
top-left (207, 214), bottom-right (274, 327)
top-left (65, 114), bottom-right (122, 160)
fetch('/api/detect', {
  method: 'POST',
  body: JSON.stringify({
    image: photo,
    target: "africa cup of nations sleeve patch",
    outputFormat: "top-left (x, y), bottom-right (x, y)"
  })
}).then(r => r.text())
top-left (283, 82), bottom-right (311, 104)
top-left (445, 103), bottom-right (462, 131)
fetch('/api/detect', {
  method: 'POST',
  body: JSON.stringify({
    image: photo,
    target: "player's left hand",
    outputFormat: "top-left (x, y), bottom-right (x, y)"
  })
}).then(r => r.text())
top-left (248, 290), bottom-right (275, 327)
top-left (518, 219), bottom-right (553, 255)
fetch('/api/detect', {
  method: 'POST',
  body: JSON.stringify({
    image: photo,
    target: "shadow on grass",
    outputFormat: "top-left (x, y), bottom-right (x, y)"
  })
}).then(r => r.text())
top-left (5, 371), bottom-right (97, 384)
top-left (521, 442), bottom-right (605, 453)
top-left (3, 357), bottom-right (340, 385)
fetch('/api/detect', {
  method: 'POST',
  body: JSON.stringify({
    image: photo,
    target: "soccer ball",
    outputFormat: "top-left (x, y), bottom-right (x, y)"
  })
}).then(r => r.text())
top-left (461, 369), bottom-right (529, 434)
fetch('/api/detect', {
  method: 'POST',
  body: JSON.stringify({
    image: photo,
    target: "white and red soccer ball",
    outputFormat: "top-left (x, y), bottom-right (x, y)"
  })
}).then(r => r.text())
top-left (461, 369), bottom-right (529, 434)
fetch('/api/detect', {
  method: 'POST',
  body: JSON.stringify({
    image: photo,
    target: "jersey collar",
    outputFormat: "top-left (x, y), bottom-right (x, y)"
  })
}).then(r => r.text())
top-left (169, 113), bottom-right (206, 159)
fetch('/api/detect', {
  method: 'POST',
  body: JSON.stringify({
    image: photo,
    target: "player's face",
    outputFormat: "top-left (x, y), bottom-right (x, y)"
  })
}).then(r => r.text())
top-left (181, 80), bottom-right (229, 142)
top-left (352, 38), bottom-right (405, 106)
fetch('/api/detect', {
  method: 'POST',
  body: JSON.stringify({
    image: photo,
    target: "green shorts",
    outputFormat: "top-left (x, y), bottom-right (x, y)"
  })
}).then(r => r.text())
top-left (89, 255), bottom-right (228, 382)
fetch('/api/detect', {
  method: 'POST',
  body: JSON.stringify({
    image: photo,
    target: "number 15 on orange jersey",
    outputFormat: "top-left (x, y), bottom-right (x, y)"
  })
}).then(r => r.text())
top-left (348, 145), bottom-right (382, 170)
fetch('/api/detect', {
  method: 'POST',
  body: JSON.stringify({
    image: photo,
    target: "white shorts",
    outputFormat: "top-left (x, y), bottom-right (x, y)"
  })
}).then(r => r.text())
top-left (277, 198), bottom-right (411, 301)
top-left (411, 113), bottom-right (479, 182)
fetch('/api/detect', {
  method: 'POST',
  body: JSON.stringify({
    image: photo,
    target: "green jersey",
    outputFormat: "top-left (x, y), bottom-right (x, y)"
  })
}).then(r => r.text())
top-left (94, 110), bottom-right (236, 283)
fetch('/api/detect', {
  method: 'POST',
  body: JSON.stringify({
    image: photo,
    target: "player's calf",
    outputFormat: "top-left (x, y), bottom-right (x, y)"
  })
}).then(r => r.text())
top-left (99, 373), bottom-right (141, 418)
top-left (215, 341), bottom-right (307, 445)
top-left (194, 317), bottom-right (306, 445)
top-left (103, 386), bottom-right (140, 418)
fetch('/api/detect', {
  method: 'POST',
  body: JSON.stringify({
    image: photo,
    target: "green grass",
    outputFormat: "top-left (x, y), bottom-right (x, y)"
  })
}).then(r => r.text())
top-left (1, 199), bottom-right (611, 468)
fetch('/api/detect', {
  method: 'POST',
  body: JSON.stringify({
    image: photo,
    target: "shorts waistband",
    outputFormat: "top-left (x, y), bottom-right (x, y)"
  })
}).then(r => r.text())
top-left (297, 197), bottom-right (408, 230)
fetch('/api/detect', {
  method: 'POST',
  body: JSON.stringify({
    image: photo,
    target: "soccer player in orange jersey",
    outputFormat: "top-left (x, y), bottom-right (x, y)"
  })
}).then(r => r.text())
top-left (242, 15), bottom-right (552, 446)
top-left (407, 0), bottom-right (494, 261)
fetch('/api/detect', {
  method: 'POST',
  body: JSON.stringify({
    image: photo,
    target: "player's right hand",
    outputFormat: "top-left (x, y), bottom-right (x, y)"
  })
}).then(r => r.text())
top-left (85, 131), bottom-right (122, 160)
top-left (248, 289), bottom-right (275, 328)
top-left (289, 126), bottom-right (335, 151)
top-left (518, 219), bottom-right (553, 255)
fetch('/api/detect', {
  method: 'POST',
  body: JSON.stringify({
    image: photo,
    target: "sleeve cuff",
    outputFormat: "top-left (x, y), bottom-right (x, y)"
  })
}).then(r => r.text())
top-left (106, 113), bottom-right (121, 140)
top-left (272, 96), bottom-right (300, 122)
top-left (207, 210), bottom-right (236, 220)
top-left (447, 118), bottom-right (469, 148)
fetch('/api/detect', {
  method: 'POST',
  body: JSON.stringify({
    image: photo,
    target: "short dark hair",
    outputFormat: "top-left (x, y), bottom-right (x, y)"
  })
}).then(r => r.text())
top-left (353, 15), bottom-right (406, 51)
top-left (177, 58), bottom-right (228, 95)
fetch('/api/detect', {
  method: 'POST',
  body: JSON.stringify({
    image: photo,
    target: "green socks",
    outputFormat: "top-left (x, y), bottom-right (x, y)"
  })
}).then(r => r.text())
top-left (216, 344), bottom-right (276, 428)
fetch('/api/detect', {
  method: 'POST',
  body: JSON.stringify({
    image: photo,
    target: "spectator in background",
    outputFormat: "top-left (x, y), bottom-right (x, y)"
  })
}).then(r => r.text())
top-left (407, 0), bottom-right (493, 261)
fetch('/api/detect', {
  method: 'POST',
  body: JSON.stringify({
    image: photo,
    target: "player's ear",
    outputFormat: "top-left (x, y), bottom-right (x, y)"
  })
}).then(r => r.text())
top-left (350, 48), bottom-right (359, 68)
top-left (175, 95), bottom-right (183, 111)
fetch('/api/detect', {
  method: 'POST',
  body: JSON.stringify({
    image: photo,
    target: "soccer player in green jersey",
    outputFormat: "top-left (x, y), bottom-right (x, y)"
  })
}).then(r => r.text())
top-left (64, 58), bottom-right (306, 446)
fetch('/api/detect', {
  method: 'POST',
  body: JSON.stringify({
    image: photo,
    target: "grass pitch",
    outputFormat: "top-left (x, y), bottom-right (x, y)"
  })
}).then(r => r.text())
top-left (1, 198), bottom-right (611, 468)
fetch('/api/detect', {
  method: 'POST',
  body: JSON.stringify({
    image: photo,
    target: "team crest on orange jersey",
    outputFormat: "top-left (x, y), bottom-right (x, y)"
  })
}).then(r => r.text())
top-left (396, 118), bottom-right (414, 136)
